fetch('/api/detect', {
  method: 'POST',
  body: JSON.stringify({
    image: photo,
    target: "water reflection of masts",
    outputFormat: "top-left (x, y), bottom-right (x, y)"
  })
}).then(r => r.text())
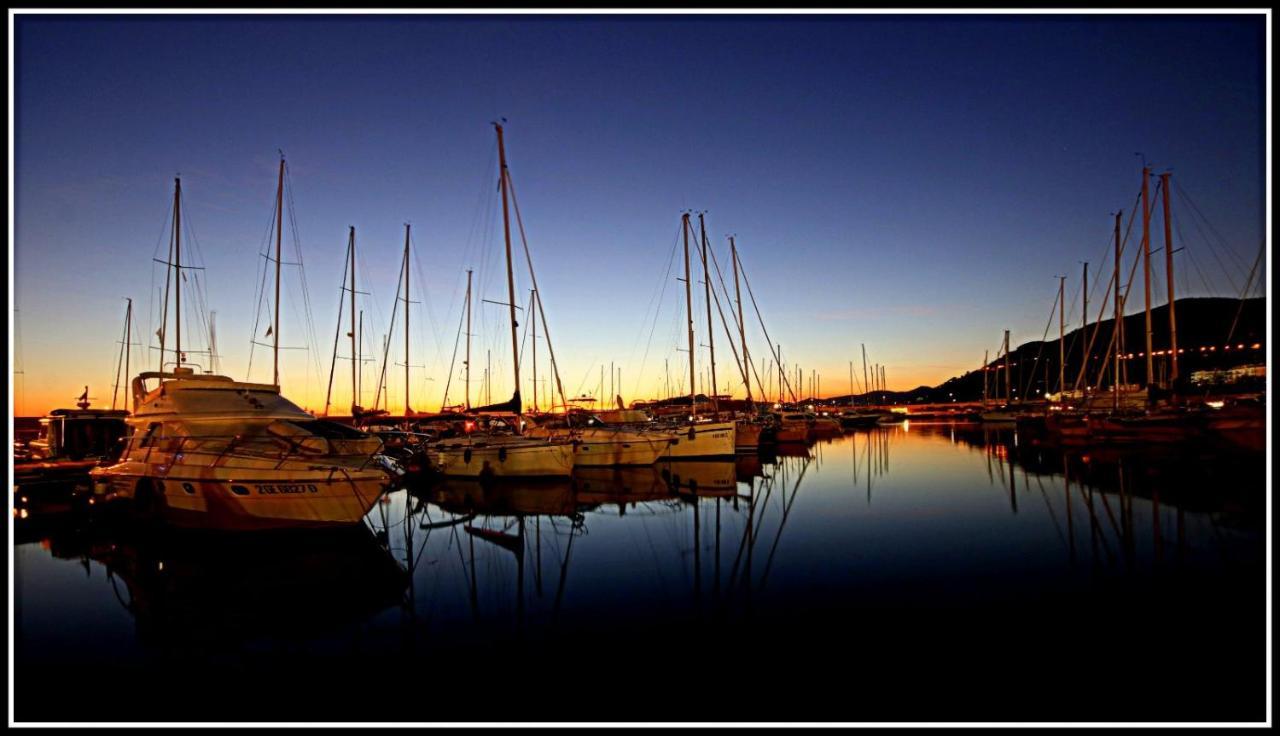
top-left (393, 481), bottom-right (583, 630)
top-left (963, 431), bottom-right (1199, 571)
top-left (854, 428), bottom-right (892, 504)
top-left (454, 490), bottom-right (583, 628)
top-left (725, 453), bottom-right (812, 601)
top-left (1063, 454), bottom-right (1076, 564)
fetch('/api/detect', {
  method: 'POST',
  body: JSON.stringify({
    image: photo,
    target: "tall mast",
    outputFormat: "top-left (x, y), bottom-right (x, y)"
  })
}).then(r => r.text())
top-left (1113, 211), bottom-right (1123, 395)
top-left (159, 240), bottom-right (170, 371)
top-left (465, 269), bottom-right (472, 410)
top-left (1057, 276), bottom-right (1065, 398)
top-left (112, 298), bottom-right (133, 410)
top-left (403, 223), bottom-right (411, 417)
top-left (1003, 330), bottom-right (1011, 404)
top-left (1081, 261), bottom-right (1088, 397)
top-left (125, 298), bottom-right (131, 396)
top-left (531, 288), bottom-right (538, 413)
top-left (1112, 211), bottom-right (1123, 408)
top-left (324, 230), bottom-right (350, 417)
top-left (174, 177), bottom-right (183, 370)
top-left (982, 350), bottom-right (989, 408)
top-left (1161, 172), bottom-right (1178, 385)
top-left (730, 237), bottom-right (752, 406)
top-left (848, 361), bottom-right (854, 407)
top-left (358, 309), bottom-right (363, 408)
top-left (273, 155), bottom-right (284, 385)
top-left (350, 226), bottom-right (358, 410)
top-left (698, 213), bottom-right (718, 416)
top-left (380, 335), bottom-right (388, 411)
top-left (494, 123), bottom-right (522, 433)
top-left (861, 344), bottom-right (869, 407)
top-left (1141, 165), bottom-right (1153, 387)
top-left (209, 311), bottom-right (218, 374)
top-left (681, 213), bottom-right (697, 420)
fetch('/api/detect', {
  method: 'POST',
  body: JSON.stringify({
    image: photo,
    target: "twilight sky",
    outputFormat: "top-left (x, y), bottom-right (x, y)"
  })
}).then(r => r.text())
top-left (11, 13), bottom-right (1266, 415)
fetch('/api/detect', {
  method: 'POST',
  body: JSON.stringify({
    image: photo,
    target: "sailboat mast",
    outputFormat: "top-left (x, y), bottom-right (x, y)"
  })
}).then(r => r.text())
top-left (1057, 276), bottom-right (1065, 397)
top-left (730, 238), bottom-right (752, 406)
top-left (350, 226), bottom-right (358, 410)
top-left (273, 156), bottom-right (283, 386)
top-left (403, 223), bottom-right (411, 417)
top-left (1161, 172), bottom-right (1178, 384)
top-left (1141, 165), bottom-right (1153, 387)
top-left (174, 177), bottom-right (182, 369)
top-left (112, 298), bottom-right (133, 410)
top-left (531, 289), bottom-right (538, 413)
top-left (1003, 330), bottom-right (1011, 404)
top-left (157, 180), bottom-right (178, 373)
top-left (848, 361), bottom-right (854, 407)
top-left (681, 213), bottom-right (697, 420)
top-left (1112, 211), bottom-right (1123, 408)
top-left (124, 298), bottom-right (131, 396)
top-left (465, 269), bottom-right (472, 410)
top-left (698, 214), bottom-right (718, 416)
top-left (982, 350), bottom-right (989, 408)
top-left (209, 311), bottom-right (218, 374)
top-left (1081, 262), bottom-right (1088, 397)
top-left (861, 344), bottom-right (869, 407)
top-left (494, 123), bottom-right (522, 433)
top-left (1113, 211), bottom-right (1123, 395)
top-left (358, 309), bottom-right (363, 408)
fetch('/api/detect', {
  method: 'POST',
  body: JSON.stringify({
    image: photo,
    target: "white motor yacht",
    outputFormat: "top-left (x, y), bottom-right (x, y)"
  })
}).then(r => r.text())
top-left (90, 369), bottom-right (392, 530)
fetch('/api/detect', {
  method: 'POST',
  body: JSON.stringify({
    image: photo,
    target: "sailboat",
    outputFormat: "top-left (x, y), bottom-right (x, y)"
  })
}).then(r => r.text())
top-left (1082, 167), bottom-right (1202, 443)
top-left (979, 330), bottom-right (1019, 422)
top-left (646, 213), bottom-right (737, 458)
top-left (90, 168), bottom-right (392, 530)
top-left (525, 412), bottom-right (673, 466)
top-left (424, 123), bottom-right (575, 479)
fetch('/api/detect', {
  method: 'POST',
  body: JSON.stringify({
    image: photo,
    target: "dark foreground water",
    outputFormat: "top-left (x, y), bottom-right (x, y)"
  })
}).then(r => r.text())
top-left (13, 423), bottom-right (1267, 723)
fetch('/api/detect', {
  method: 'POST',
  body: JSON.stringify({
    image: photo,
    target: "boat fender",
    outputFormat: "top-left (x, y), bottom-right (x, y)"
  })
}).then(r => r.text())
top-left (464, 448), bottom-right (473, 464)
top-left (688, 427), bottom-right (696, 441)
top-left (498, 447), bottom-right (508, 462)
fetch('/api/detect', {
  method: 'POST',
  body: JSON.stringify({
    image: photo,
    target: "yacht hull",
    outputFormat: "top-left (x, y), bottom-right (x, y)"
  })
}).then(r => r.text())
top-left (656, 421), bottom-right (737, 459)
top-left (528, 427), bottom-right (671, 466)
top-left (90, 464), bottom-right (389, 530)
top-left (572, 433), bottom-right (670, 466)
top-left (427, 438), bottom-right (576, 478)
top-left (734, 421), bottom-right (764, 450)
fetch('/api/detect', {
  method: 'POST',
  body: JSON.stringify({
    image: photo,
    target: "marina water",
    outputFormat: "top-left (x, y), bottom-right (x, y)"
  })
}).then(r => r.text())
top-left (14, 423), bottom-right (1264, 722)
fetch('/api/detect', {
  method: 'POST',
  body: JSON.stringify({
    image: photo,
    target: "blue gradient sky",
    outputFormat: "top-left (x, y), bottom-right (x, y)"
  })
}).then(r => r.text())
top-left (12, 13), bottom-right (1266, 414)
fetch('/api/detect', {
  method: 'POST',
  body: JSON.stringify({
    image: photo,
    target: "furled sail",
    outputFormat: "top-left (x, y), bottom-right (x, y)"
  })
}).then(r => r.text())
top-left (465, 390), bottom-right (522, 416)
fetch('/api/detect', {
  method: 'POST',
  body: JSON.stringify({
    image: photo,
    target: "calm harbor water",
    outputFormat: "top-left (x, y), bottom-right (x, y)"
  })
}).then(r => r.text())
top-left (14, 423), bottom-right (1266, 723)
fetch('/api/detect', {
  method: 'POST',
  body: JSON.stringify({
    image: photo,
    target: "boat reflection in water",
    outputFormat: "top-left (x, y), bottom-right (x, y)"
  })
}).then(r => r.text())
top-left (416, 477), bottom-right (579, 518)
top-left (656, 458), bottom-right (737, 494)
top-left (573, 466), bottom-right (671, 511)
top-left (38, 520), bottom-right (407, 649)
top-left (14, 422), bottom-right (1262, 723)
top-left (910, 420), bottom-right (1263, 567)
